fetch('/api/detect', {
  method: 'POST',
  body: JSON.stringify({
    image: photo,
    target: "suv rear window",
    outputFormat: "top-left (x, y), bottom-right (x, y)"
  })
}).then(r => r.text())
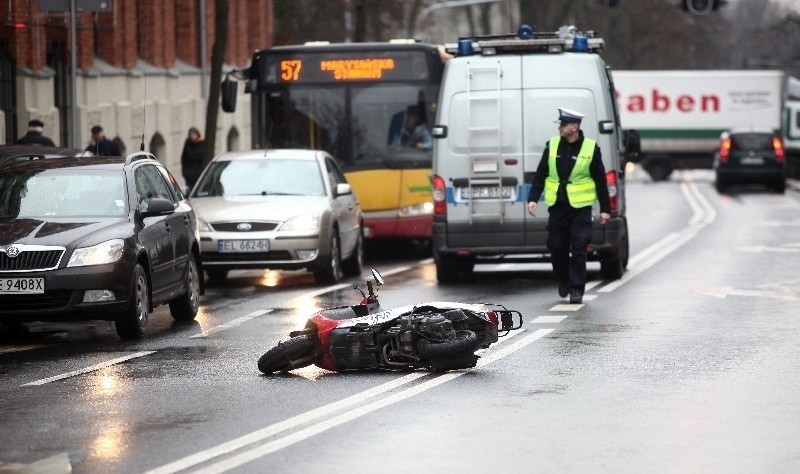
top-left (730, 133), bottom-right (773, 152)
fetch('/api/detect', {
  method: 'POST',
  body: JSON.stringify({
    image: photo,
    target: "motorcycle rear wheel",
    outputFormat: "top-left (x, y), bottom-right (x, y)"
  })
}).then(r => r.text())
top-left (258, 335), bottom-right (319, 374)
top-left (417, 330), bottom-right (479, 358)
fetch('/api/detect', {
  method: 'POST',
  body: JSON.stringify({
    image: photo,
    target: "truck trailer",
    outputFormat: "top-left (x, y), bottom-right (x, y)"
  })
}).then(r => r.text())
top-left (612, 70), bottom-right (800, 181)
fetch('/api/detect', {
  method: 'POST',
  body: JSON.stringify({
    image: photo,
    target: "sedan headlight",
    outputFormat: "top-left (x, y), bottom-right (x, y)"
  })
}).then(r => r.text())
top-left (67, 239), bottom-right (125, 267)
top-left (197, 217), bottom-right (213, 232)
top-left (281, 214), bottom-right (320, 231)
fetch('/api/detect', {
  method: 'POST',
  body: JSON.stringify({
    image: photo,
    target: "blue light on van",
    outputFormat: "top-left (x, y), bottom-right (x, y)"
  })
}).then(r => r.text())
top-left (572, 35), bottom-right (589, 52)
top-left (517, 24), bottom-right (533, 39)
top-left (457, 39), bottom-right (474, 56)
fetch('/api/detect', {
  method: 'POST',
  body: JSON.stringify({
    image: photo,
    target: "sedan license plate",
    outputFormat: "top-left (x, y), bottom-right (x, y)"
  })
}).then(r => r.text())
top-left (218, 240), bottom-right (269, 253)
top-left (1, 277), bottom-right (45, 294)
top-left (460, 186), bottom-right (513, 199)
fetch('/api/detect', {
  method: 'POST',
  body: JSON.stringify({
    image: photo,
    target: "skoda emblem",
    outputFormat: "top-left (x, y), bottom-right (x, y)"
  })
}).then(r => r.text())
top-left (237, 223), bottom-right (252, 232)
top-left (6, 245), bottom-right (20, 258)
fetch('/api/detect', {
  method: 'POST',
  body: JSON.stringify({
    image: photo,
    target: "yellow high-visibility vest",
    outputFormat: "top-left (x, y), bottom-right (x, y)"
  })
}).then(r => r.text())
top-left (543, 136), bottom-right (597, 208)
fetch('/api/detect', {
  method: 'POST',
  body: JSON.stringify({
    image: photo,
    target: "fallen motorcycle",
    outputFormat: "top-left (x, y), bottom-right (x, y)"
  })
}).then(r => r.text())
top-left (258, 269), bottom-right (523, 374)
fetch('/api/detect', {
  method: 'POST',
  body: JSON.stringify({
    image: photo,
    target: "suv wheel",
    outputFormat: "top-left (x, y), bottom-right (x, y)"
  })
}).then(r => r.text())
top-left (342, 230), bottom-right (363, 277)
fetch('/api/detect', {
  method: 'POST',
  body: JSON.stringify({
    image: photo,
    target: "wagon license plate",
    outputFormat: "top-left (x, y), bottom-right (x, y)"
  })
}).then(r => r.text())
top-left (0, 277), bottom-right (45, 294)
top-left (741, 156), bottom-right (764, 165)
top-left (218, 240), bottom-right (269, 253)
top-left (460, 186), bottom-right (513, 199)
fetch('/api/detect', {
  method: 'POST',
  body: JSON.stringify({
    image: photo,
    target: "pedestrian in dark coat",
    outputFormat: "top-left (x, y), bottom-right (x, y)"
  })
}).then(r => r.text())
top-left (15, 119), bottom-right (56, 146)
top-left (527, 107), bottom-right (612, 304)
top-left (181, 127), bottom-right (205, 193)
top-left (85, 125), bottom-right (122, 156)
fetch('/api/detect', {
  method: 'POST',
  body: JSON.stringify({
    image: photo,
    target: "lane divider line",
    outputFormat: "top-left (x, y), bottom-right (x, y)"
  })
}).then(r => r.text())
top-left (21, 351), bottom-right (155, 386)
top-left (600, 182), bottom-right (715, 294)
top-left (532, 315), bottom-right (568, 324)
top-left (190, 310), bottom-right (274, 339)
top-left (293, 266), bottom-right (413, 302)
top-left (191, 329), bottom-right (554, 474)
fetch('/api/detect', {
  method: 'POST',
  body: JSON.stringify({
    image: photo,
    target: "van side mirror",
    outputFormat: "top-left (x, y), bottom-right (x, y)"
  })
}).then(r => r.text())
top-left (623, 129), bottom-right (641, 163)
top-left (221, 77), bottom-right (238, 113)
top-left (599, 120), bottom-right (614, 134)
top-left (432, 125), bottom-right (448, 138)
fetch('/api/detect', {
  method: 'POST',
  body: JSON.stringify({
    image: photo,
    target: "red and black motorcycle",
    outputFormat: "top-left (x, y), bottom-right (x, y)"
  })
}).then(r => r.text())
top-left (257, 269), bottom-right (523, 374)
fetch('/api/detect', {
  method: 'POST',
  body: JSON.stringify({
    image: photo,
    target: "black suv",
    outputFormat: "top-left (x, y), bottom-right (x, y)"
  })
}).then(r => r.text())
top-left (0, 151), bottom-right (203, 339)
top-left (713, 129), bottom-right (786, 194)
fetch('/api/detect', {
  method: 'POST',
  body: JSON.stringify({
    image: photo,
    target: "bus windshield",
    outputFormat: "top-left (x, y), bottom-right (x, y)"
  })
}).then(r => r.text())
top-left (265, 83), bottom-right (437, 172)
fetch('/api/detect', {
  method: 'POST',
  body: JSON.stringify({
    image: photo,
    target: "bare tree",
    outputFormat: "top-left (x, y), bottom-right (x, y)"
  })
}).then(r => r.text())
top-left (204, 0), bottom-right (227, 167)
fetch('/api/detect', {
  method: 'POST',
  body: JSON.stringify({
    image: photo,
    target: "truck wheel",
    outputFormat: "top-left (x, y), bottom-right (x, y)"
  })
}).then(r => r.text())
top-left (417, 330), bottom-right (479, 358)
top-left (644, 157), bottom-right (673, 182)
top-left (257, 335), bottom-right (320, 374)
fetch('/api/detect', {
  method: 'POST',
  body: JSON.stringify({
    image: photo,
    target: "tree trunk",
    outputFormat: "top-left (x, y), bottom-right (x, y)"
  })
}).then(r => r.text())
top-left (203, 0), bottom-right (228, 167)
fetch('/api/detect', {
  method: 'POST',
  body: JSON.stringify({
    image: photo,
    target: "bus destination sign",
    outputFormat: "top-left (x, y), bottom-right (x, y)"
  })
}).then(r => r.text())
top-left (263, 50), bottom-right (430, 84)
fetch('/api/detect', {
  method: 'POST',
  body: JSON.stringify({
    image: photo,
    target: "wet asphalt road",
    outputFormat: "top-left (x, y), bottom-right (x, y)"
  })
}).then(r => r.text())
top-left (1, 168), bottom-right (800, 473)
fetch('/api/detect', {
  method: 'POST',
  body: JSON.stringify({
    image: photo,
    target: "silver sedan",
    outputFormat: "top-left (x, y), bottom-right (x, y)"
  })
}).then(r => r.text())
top-left (188, 149), bottom-right (363, 284)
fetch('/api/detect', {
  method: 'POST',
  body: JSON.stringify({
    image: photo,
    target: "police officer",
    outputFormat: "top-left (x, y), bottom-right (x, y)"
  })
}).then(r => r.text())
top-left (527, 108), bottom-right (611, 304)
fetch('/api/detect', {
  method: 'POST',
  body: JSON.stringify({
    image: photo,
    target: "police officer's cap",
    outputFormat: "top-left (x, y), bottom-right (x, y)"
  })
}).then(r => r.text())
top-left (554, 107), bottom-right (585, 124)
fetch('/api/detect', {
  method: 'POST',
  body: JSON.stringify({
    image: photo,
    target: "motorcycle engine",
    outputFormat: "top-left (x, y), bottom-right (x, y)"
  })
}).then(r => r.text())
top-left (398, 313), bottom-right (457, 354)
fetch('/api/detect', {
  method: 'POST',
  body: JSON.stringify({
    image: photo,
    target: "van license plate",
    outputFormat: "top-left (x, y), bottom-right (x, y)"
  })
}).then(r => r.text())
top-left (1, 278), bottom-right (45, 294)
top-left (460, 186), bottom-right (513, 199)
top-left (218, 240), bottom-right (269, 253)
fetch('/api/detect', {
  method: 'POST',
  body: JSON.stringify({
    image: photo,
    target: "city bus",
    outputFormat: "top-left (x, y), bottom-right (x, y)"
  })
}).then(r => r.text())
top-left (241, 41), bottom-right (447, 241)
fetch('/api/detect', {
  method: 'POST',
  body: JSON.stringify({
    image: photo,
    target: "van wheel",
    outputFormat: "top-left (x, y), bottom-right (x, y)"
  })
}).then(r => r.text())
top-left (715, 176), bottom-right (727, 194)
top-left (600, 230), bottom-right (627, 281)
top-left (435, 259), bottom-right (474, 283)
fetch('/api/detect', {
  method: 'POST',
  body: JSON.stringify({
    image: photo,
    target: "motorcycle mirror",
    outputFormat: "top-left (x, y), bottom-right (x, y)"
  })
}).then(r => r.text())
top-left (371, 268), bottom-right (384, 286)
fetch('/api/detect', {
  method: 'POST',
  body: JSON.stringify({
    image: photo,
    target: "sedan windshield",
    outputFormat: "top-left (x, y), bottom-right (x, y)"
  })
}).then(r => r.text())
top-left (193, 158), bottom-right (325, 197)
top-left (0, 169), bottom-right (126, 219)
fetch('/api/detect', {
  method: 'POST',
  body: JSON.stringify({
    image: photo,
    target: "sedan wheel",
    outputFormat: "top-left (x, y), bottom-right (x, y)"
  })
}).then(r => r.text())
top-left (116, 264), bottom-right (149, 339)
top-left (314, 232), bottom-right (342, 284)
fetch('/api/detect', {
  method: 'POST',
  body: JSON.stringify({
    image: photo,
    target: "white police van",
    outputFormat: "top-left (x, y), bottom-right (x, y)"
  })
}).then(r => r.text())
top-left (431, 25), bottom-right (640, 282)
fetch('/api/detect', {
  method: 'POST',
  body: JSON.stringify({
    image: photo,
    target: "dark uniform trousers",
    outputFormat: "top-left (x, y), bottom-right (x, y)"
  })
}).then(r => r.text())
top-left (546, 202), bottom-right (593, 294)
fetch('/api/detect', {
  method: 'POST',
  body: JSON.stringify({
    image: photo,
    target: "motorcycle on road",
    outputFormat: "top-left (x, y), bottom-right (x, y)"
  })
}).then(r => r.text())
top-left (258, 269), bottom-right (523, 374)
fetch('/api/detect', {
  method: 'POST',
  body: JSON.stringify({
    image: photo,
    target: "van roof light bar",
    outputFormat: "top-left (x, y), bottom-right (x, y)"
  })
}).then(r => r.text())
top-left (445, 25), bottom-right (604, 56)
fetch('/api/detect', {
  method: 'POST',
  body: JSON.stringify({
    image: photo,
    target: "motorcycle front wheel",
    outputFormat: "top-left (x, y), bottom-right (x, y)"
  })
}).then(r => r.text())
top-left (258, 335), bottom-right (320, 374)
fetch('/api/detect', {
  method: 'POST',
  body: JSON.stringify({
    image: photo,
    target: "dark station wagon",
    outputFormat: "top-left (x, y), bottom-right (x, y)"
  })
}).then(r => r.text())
top-left (0, 150), bottom-right (203, 339)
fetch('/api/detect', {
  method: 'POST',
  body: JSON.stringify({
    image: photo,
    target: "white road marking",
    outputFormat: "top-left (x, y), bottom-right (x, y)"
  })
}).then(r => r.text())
top-left (738, 245), bottom-right (800, 253)
top-left (144, 329), bottom-right (543, 474)
top-left (21, 351), bottom-right (155, 386)
top-left (191, 329), bottom-right (554, 474)
top-left (693, 287), bottom-right (799, 301)
top-left (189, 309), bottom-right (274, 338)
top-left (601, 182), bottom-right (715, 293)
top-left (550, 304), bottom-right (583, 312)
top-left (532, 315), bottom-right (568, 324)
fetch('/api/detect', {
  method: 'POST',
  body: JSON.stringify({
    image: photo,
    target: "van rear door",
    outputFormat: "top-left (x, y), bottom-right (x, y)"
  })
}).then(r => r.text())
top-left (438, 55), bottom-right (526, 248)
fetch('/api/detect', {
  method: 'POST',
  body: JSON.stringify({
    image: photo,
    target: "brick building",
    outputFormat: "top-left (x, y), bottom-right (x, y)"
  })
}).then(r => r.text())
top-left (0, 0), bottom-right (273, 185)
